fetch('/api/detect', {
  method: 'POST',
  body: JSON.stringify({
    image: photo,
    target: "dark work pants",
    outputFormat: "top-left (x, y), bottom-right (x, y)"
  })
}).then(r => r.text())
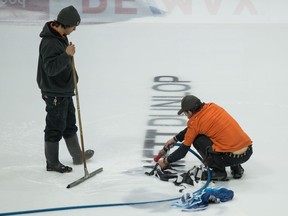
top-left (193, 135), bottom-right (253, 170)
top-left (43, 96), bottom-right (78, 142)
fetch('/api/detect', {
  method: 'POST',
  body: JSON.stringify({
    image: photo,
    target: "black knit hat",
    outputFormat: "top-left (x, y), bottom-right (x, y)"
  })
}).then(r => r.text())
top-left (57, 5), bottom-right (81, 27)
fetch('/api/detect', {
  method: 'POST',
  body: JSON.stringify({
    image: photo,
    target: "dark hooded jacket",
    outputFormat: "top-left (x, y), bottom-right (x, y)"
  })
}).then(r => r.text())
top-left (37, 21), bottom-right (77, 97)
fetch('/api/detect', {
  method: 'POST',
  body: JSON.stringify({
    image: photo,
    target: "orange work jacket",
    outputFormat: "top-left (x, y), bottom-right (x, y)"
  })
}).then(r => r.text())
top-left (183, 103), bottom-right (252, 152)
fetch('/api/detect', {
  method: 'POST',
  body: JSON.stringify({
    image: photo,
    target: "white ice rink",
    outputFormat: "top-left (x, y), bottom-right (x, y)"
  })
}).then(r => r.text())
top-left (1, 1), bottom-right (288, 215)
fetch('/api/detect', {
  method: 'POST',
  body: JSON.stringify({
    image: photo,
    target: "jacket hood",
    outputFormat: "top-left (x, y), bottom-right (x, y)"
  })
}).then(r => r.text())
top-left (39, 22), bottom-right (63, 39)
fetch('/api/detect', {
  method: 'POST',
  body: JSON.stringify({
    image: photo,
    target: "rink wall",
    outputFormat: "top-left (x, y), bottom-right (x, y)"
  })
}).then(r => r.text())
top-left (1, 0), bottom-right (288, 24)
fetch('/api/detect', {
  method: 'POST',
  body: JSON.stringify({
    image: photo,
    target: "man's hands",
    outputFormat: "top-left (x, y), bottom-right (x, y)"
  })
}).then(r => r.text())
top-left (158, 157), bottom-right (169, 169)
top-left (164, 137), bottom-right (176, 148)
top-left (156, 136), bottom-right (178, 169)
top-left (66, 42), bottom-right (75, 56)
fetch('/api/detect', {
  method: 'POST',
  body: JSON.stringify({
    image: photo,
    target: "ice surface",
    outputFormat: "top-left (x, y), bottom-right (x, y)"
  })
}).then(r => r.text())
top-left (0, 1), bottom-right (288, 215)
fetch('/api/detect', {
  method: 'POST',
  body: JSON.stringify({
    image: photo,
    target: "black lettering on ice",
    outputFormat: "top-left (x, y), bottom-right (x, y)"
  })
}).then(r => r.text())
top-left (153, 76), bottom-right (191, 92)
top-left (143, 129), bottom-right (175, 158)
top-left (151, 96), bottom-right (182, 109)
top-left (154, 76), bottom-right (190, 83)
top-left (148, 118), bottom-right (186, 126)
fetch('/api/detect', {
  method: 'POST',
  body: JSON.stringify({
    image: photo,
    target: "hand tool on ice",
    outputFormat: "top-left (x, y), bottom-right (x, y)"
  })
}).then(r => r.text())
top-left (67, 52), bottom-right (103, 189)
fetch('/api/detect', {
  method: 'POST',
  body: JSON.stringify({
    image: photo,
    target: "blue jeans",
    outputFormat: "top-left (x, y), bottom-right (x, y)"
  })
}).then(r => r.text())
top-left (43, 95), bottom-right (78, 142)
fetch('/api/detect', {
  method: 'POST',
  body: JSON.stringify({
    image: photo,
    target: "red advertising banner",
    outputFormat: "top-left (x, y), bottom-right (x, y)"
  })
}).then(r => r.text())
top-left (0, 0), bottom-right (285, 24)
top-left (0, 0), bottom-right (49, 23)
top-left (0, 0), bottom-right (50, 23)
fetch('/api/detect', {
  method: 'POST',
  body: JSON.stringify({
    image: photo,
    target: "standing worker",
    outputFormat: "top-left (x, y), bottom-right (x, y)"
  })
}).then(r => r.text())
top-left (37, 5), bottom-right (94, 173)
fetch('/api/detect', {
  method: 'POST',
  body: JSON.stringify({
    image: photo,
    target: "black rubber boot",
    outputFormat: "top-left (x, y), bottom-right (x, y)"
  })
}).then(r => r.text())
top-left (45, 141), bottom-right (72, 173)
top-left (64, 134), bottom-right (94, 165)
top-left (231, 164), bottom-right (244, 179)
